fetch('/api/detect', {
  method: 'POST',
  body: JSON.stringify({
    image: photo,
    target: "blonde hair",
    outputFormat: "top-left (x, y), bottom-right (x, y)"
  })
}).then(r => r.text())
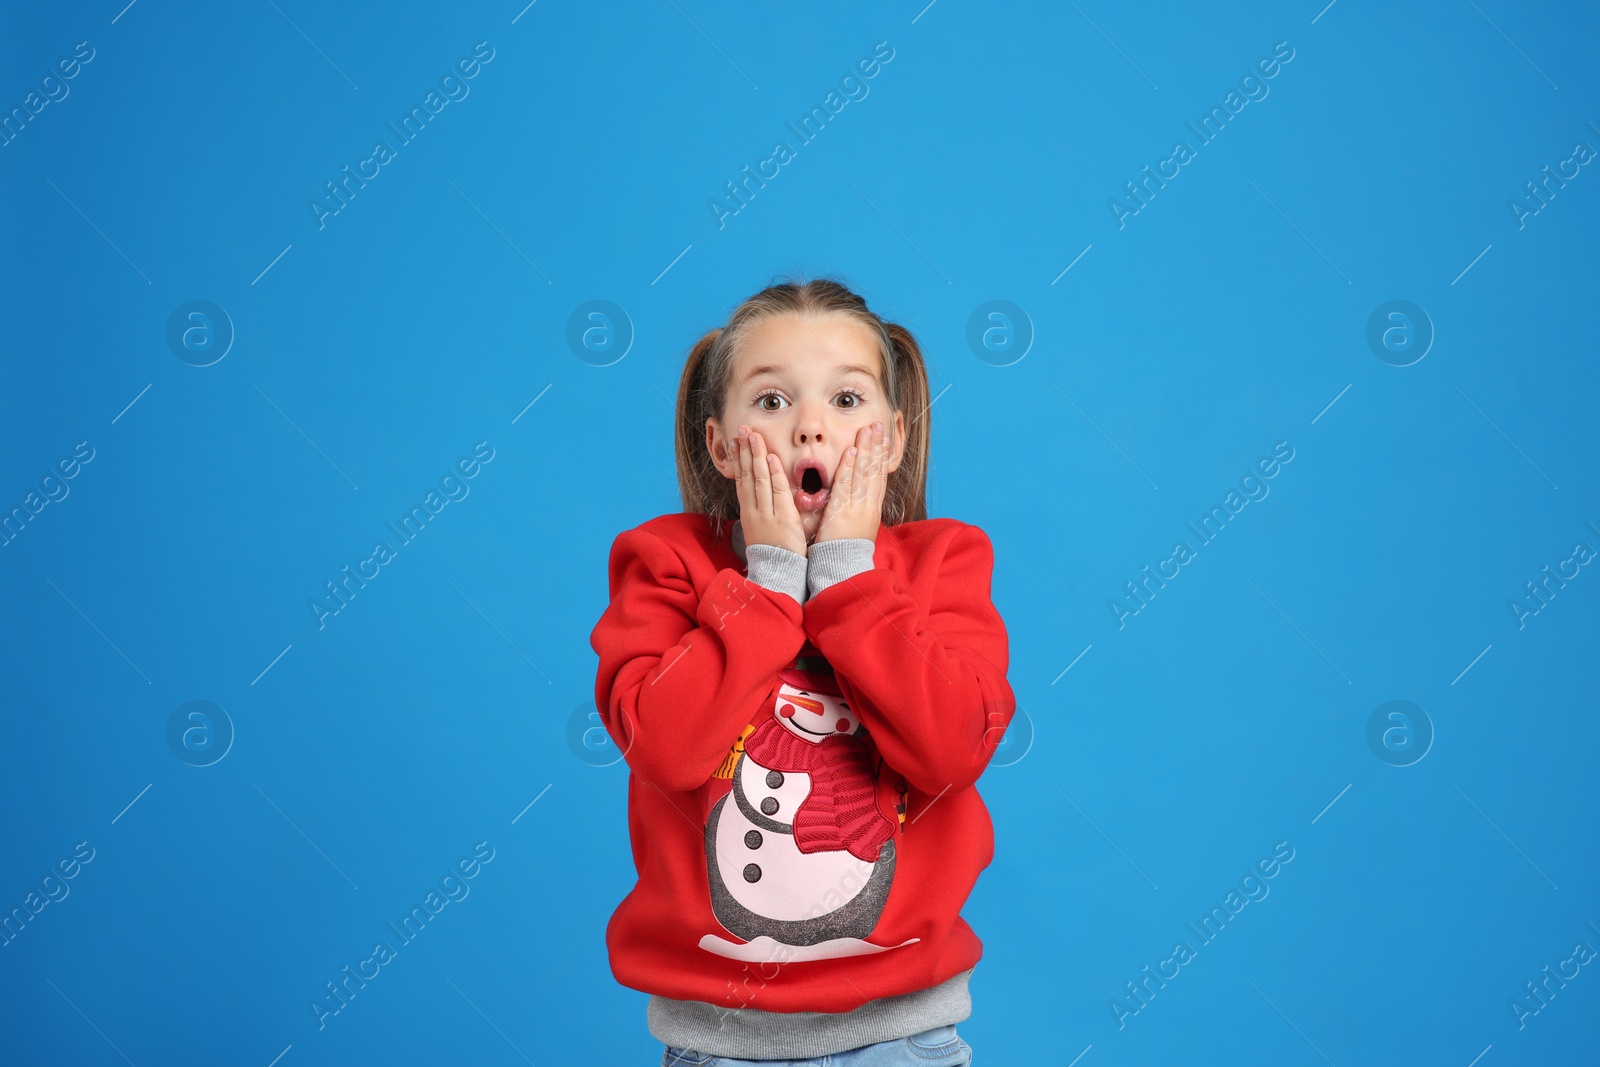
top-left (673, 275), bottom-right (931, 539)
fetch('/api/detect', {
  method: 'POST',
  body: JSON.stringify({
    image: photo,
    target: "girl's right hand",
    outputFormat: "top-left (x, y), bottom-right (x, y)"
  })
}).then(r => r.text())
top-left (731, 425), bottom-right (806, 556)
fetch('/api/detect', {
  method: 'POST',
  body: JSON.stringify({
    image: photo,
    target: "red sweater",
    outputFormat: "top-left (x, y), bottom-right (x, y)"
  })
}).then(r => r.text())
top-left (590, 511), bottom-right (1015, 1012)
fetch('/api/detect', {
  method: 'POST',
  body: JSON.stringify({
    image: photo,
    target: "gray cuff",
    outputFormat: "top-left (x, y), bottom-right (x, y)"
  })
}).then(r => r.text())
top-left (806, 538), bottom-right (875, 599)
top-left (745, 543), bottom-right (809, 605)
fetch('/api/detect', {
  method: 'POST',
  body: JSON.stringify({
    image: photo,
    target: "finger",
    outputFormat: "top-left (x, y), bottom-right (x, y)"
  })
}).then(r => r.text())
top-left (733, 428), bottom-right (753, 508)
top-left (817, 448), bottom-right (851, 533)
top-left (868, 423), bottom-right (887, 482)
top-left (834, 439), bottom-right (859, 505)
top-left (858, 421), bottom-right (877, 468)
top-left (867, 426), bottom-right (889, 505)
top-left (749, 430), bottom-right (773, 513)
top-left (767, 447), bottom-right (797, 511)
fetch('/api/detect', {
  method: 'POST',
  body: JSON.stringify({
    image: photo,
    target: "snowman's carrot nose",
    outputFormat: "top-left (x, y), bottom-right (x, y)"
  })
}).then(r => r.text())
top-left (780, 695), bottom-right (825, 716)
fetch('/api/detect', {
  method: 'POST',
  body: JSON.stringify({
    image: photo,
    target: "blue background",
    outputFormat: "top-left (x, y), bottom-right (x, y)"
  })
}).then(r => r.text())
top-left (3, 0), bottom-right (1597, 1063)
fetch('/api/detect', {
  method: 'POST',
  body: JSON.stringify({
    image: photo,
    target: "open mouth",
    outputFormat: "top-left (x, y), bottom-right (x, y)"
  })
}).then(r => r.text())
top-left (792, 459), bottom-right (830, 511)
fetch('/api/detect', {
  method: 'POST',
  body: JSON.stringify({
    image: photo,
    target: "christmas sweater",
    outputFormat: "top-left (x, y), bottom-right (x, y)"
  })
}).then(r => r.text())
top-left (589, 511), bottom-right (1014, 1052)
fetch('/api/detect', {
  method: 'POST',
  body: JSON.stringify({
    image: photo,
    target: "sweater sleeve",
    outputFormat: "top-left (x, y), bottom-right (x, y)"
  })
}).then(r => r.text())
top-left (800, 522), bottom-right (1014, 795)
top-left (745, 542), bottom-right (808, 605)
top-left (591, 526), bottom-right (808, 793)
top-left (805, 537), bottom-right (876, 599)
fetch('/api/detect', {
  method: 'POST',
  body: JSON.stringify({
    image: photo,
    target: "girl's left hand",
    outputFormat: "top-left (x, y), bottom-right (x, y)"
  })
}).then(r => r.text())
top-left (814, 421), bottom-right (891, 544)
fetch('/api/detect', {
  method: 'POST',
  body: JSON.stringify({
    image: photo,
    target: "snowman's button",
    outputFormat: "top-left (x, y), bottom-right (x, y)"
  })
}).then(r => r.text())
top-left (760, 797), bottom-right (779, 816)
top-left (766, 770), bottom-right (784, 788)
top-left (743, 863), bottom-right (762, 883)
top-left (744, 830), bottom-right (762, 849)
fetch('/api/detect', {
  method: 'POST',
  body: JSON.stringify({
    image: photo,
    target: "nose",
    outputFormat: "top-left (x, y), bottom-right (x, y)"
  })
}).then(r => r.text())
top-left (794, 400), bottom-right (825, 445)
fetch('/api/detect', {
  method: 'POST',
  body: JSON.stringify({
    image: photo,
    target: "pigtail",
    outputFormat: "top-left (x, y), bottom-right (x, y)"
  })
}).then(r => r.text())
top-left (883, 322), bottom-right (930, 525)
top-left (675, 328), bottom-right (737, 538)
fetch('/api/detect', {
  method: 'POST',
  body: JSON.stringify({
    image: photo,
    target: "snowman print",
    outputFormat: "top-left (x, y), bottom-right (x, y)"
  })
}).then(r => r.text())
top-left (700, 664), bottom-right (920, 963)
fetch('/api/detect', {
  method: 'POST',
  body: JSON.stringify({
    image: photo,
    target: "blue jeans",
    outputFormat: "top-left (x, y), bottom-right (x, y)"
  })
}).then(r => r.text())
top-left (661, 1024), bottom-right (973, 1065)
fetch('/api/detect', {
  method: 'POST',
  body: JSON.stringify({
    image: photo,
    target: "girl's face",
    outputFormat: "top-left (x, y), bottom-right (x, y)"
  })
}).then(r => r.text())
top-left (707, 313), bottom-right (905, 544)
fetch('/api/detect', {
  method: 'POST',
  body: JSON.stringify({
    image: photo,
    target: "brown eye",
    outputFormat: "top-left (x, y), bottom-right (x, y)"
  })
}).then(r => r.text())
top-left (755, 390), bottom-right (785, 411)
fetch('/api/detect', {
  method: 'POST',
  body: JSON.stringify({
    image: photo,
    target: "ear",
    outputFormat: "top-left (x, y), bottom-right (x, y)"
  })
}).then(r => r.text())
top-left (884, 409), bottom-right (907, 475)
top-left (706, 418), bottom-right (736, 479)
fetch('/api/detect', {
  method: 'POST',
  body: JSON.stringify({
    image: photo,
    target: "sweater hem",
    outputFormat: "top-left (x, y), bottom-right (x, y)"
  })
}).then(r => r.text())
top-left (647, 966), bottom-right (974, 1059)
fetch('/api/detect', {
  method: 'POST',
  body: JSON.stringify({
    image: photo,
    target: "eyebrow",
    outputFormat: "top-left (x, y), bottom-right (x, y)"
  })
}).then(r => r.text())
top-left (740, 363), bottom-right (878, 384)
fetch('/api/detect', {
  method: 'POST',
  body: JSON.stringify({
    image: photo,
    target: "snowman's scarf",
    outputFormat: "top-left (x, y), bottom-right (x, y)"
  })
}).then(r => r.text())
top-left (741, 717), bottom-right (896, 863)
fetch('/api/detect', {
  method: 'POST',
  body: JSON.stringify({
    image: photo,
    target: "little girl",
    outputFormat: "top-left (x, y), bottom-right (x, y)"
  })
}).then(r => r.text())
top-left (590, 277), bottom-right (1015, 1065)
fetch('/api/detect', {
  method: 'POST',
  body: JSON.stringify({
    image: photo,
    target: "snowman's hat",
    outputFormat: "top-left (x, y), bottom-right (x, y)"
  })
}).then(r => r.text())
top-left (778, 649), bottom-right (836, 694)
